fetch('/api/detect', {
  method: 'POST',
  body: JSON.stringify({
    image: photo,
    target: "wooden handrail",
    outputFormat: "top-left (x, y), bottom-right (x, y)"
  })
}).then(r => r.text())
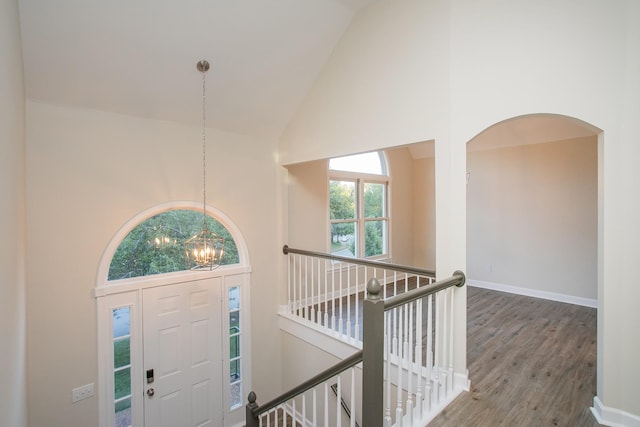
top-left (383, 270), bottom-right (465, 311)
top-left (283, 245), bottom-right (436, 278)
top-left (246, 350), bottom-right (363, 424)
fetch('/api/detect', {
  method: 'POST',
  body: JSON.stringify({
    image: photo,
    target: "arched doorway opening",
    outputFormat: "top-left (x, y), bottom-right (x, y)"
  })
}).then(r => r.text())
top-left (466, 114), bottom-right (599, 304)
top-left (463, 113), bottom-right (601, 425)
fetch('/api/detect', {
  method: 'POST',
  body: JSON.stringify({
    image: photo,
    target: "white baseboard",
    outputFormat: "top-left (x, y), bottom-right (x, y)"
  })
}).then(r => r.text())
top-left (468, 279), bottom-right (597, 308)
top-left (591, 396), bottom-right (640, 427)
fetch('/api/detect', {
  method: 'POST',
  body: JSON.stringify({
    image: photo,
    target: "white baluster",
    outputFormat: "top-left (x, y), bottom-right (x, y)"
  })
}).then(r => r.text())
top-left (324, 259), bottom-right (329, 331)
top-left (350, 368), bottom-right (356, 427)
top-left (385, 311), bottom-right (392, 426)
top-left (317, 258), bottom-right (321, 326)
top-left (355, 265), bottom-right (360, 342)
top-left (292, 399), bottom-right (296, 426)
top-left (396, 305), bottom-right (404, 425)
top-left (435, 291), bottom-right (441, 405)
top-left (302, 391), bottom-right (306, 427)
top-left (406, 301), bottom-right (413, 426)
top-left (287, 253), bottom-right (292, 315)
top-left (336, 376), bottom-right (342, 427)
top-left (331, 262), bottom-right (336, 333)
top-left (324, 382), bottom-right (329, 427)
top-left (298, 254), bottom-right (302, 317)
top-left (448, 287), bottom-right (455, 394)
top-left (311, 257), bottom-right (315, 324)
top-left (339, 262), bottom-right (344, 336)
top-left (383, 269), bottom-right (387, 299)
top-left (415, 298), bottom-right (423, 421)
top-left (426, 294), bottom-right (433, 412)
top-left (393, 271), bottom-right (397, 298)
top-left (347, 264), bottom-right (352, 340)
top-left (313, 387), bottom-right (317, 427)
top-left (441, 289), bottom-right (448, 399)
top-left (303, 256), bottom-right (308, 320)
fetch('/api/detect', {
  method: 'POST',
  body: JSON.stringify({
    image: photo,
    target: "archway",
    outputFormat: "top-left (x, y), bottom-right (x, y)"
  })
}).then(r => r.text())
top-left (463, 113), bottom-right (601, 425)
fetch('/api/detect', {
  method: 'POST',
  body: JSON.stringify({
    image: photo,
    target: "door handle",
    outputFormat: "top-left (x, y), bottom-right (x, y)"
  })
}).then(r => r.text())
top-left (146, 388), bottom-right (155, 397)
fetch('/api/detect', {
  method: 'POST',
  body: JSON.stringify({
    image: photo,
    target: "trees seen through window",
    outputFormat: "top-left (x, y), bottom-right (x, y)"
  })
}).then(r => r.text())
top-left (329, 152), bottom-right (388, 259)
top-left (108, 209), bottom-right (239, 281)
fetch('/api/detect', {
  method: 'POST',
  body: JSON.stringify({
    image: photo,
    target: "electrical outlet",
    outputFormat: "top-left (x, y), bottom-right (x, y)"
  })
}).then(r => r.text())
top-left (72, 383), bottom-right (94, 403)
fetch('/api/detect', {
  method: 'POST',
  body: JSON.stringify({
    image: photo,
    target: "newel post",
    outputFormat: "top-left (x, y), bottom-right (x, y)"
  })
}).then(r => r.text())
top-left (362, 278), bottom-right (385, 427)
top-left (246, 391), bottom-right (259, 427)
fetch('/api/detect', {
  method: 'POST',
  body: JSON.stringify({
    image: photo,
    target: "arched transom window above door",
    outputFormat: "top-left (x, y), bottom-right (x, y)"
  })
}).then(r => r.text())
top-left (107, 209), bottom-right (239, 281)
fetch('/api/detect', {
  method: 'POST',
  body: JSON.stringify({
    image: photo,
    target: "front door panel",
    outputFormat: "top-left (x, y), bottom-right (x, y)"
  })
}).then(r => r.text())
top-left (142, 278), bottom-right (222, 427)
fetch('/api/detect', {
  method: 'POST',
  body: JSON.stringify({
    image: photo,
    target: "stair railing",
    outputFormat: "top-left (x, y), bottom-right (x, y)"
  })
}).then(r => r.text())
top-left (282, 245), bottom-right (436, 344)
top-left (246, 350), bottom-right (363, 427)
top-left (246, 261), bottom-right (466, 427)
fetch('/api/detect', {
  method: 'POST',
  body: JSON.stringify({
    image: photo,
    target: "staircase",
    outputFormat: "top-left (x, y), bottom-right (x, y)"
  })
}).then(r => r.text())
top-left (245, 246), bottom-right (467, 427)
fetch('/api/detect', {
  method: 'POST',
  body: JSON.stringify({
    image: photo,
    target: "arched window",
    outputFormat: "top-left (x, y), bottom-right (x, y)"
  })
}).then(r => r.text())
top-left (107, 209), bottom-right (239, 281)
top-left (329, 151), bottom-right (389, 259)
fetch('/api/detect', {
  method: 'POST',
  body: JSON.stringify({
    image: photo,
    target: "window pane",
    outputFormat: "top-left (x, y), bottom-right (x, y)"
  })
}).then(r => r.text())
top-left (230, 335), bottom-right (240, 359)
top-left (229, 311), bottom-right (240, 331)
top-left (329, 152), bottom-right (384, 175)
top-left (108, 209), bottom-right (239, 281)
top-left (364, 183), bottom-right (384, 218)
top-left (115, 397), bottom-right (132, 427)
top-left (229, 286), bottom-right (240, 311)
top-left (365, 220), bottom-right (386, 257)
top-left (230, 382), bottom-right (242, 409)
top-left (113, 307), bottom-right (130, 339)
top-left (114, 337), bottom-right (130, 369)
top-left (330, 222), bottom-right (357, 258)
top-left (329, 181), bottom-right (356, 220)
top-left (230, 359), bottom-right (241, 381)
top-left (114, 368), bottom-right (131, 400)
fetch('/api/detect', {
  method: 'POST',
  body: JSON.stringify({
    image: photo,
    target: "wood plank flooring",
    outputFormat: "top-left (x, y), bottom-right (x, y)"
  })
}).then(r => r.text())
top-left (429, 286), bottom-right (599, 427)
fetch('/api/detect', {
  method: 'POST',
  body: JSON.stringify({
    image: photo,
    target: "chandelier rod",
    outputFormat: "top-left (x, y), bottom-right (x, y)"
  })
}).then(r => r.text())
top-left (198, 60), bottom-right (210, 229)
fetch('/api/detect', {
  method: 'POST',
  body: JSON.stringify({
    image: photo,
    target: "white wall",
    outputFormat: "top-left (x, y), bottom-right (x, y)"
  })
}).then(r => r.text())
top-left (280, 0), bottom-right (450, 164)
top-left (386, 147), bottom-right (414, 265)
top-left (0, 0), bottom-right (27, 425)
top-left (281, 0), bottom-right (640, 420)
top-left (467, 137), bottom-right (598, 301)
top-left (286, 160), bottom-right (328, 253)
top-left (411, 156), bottom-right (436, 270)
top-left (25, 101), bottom-right (283, 426)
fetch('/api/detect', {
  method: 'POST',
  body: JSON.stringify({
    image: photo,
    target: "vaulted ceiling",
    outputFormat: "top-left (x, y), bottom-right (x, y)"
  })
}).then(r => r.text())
top-left (18, 0), bottom-right (599, 149)
top-left (18, 0), bottom-right (377, 140)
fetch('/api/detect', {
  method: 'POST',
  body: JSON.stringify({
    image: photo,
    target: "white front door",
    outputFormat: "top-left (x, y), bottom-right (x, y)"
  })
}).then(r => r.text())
top-left (142, 278), bottom-right (223, 427)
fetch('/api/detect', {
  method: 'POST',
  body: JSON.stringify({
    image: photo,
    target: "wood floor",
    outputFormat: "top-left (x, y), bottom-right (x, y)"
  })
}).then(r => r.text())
top-left (429, 286), bottom-right (600, 427)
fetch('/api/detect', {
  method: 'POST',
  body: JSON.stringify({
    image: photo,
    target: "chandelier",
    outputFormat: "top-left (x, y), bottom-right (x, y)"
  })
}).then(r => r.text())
top-left (184, 60), bottom-right (225, 270)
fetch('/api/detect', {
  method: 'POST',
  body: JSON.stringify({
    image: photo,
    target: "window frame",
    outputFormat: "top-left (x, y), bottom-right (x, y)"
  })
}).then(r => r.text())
top-left (328, 152), bottom-right (390, 260)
